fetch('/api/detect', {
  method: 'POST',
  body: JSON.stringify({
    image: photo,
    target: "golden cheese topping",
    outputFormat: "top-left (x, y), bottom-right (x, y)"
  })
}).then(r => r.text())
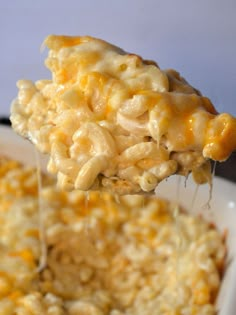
top-left (0, 157), bottom-right (225, 315)
top-left (10, 35), bottom-right (236, 194)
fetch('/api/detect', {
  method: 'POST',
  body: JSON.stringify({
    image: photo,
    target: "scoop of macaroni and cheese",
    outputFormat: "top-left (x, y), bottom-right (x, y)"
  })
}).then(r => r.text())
top-left (10, 35), bottom-right (236, 194)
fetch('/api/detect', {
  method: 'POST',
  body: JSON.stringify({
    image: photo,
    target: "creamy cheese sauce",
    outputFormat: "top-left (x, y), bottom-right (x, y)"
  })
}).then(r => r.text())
top-left (0, 157), bottom-right (226, 315)
top-left (10, 35), bottom-right (236, 194)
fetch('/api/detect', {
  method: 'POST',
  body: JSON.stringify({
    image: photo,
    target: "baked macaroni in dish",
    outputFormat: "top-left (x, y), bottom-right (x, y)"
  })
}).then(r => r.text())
top-left (0, 157), bottom-right (226, 315)
top-left (10, 35), bottom-right (236, 194)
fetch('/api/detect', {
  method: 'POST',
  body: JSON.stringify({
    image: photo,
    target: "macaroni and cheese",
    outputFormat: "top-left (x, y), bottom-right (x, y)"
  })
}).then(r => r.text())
top-left (0, 157), bottom-right (225, 315)
top-left (10, 35), bottom-right (236, 194)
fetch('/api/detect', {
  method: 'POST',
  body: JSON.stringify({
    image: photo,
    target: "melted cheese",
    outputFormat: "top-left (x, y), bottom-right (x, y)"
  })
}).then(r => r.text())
top-left (10, 35), bottom-right (236, 194)
top-left (0, 157), bottom-right (226, 315)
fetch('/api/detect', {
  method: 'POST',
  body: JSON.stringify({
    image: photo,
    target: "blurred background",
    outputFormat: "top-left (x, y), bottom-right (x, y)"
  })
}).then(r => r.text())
top-left (0, 0), bottom-right (236, 117)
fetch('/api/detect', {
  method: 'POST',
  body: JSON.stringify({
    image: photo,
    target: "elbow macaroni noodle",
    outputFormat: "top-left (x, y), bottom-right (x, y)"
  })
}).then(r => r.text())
top-left (10, 35), bottom-right (236, 193)
top-left (0, 157), bottom-right (226, 315)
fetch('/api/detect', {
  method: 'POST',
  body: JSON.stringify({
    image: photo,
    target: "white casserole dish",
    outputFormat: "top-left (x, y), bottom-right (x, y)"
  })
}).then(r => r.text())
top-left (0, 124), bottom-right (235, 314)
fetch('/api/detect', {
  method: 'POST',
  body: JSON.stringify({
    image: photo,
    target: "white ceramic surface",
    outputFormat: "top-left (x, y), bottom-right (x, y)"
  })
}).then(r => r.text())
top-left (0, 125), bottom-right (48, 172)
top-left (0, 125), bottom-right (235, 314)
